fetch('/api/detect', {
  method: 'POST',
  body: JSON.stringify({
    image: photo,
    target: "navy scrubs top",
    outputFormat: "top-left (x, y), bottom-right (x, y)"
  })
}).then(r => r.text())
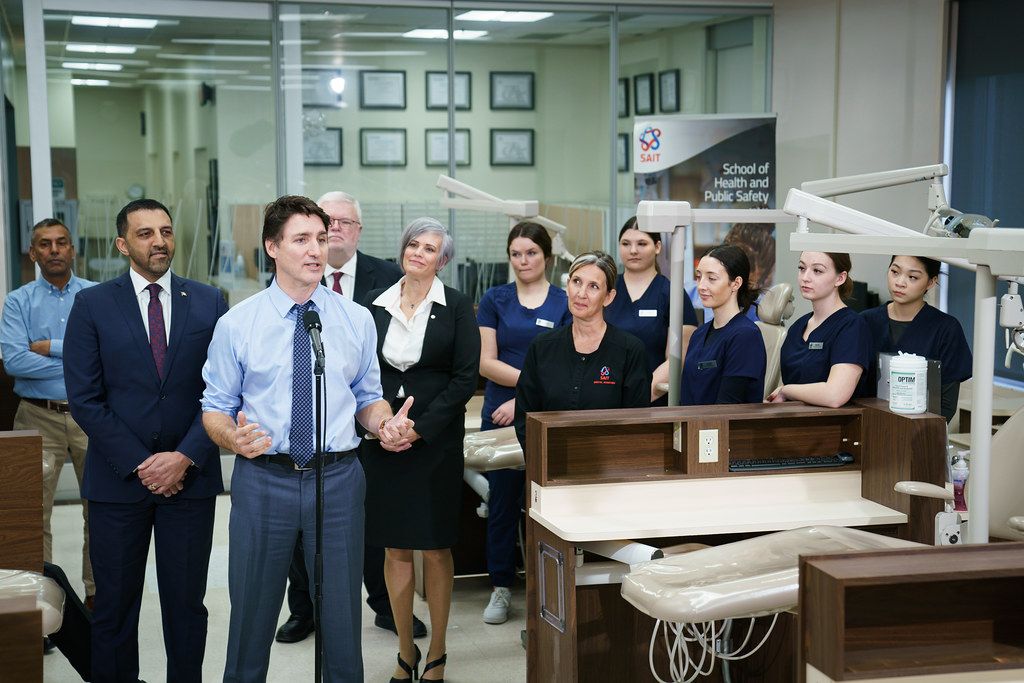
top-left (477, 282), bottom-right (571, 429)
top-left (861, 302), bottom-right (972, 386)
top-left (680, 313), bottom-right (766, 405)
top-left (603, 273), bottom-right (698, 374)
top-left (780, 307), bottom-right (873, 399)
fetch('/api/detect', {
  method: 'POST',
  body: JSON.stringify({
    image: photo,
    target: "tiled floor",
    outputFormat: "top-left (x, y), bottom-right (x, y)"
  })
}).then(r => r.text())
top-left (44, 498), bottom-right (528, 682)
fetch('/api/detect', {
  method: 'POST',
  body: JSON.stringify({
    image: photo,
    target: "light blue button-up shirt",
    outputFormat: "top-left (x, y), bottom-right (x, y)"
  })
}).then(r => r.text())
top-left (1, 273), bottom-right (96, 399)
top-left (201, 279), bottom-right (384, 454)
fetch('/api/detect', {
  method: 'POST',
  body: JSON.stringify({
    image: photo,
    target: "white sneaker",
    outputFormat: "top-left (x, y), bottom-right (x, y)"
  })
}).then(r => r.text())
top-left (483, 587), bottom-right (511, 624)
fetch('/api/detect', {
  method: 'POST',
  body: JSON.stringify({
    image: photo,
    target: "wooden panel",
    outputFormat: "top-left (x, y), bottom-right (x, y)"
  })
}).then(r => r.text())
top-left (231, 204), bottom-right (263, 279)
top-left (683, 418), bottom-right (729, 475)
top-left (0, 598), bottom-right (43, 683)
top-left (800, 544), bottom-right (1024, 680)
top-left (0, 431), bottom-right (43, 572)
top-left (527, 522), bottom-right (576, 683)
top-left (545, 422), bottom-right (676, 480)
top-left (856, 399), bottom-right (945, 544)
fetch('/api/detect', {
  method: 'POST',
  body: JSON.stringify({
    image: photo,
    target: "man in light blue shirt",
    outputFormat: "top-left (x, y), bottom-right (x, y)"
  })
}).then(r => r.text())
top-left (0, 218), bottom-right (96, 605)
top-left (202, 195), bottom-right (413, 683)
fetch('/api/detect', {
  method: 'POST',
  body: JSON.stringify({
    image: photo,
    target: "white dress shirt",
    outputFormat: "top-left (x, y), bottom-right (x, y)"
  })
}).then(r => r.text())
top-left (128, 268), bottom-right (173, 344)
top-left (324, 252), bottom-right (357, 301)
top-left (373, 276), bottom-right (446, 396)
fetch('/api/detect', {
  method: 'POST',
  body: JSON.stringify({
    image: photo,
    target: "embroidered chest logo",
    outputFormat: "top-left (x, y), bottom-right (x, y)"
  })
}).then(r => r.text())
top-left (593, 366), bottom-right (616, 385)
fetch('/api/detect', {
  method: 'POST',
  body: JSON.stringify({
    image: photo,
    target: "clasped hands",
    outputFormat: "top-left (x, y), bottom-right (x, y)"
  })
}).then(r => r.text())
top-left (137, 451), bottom-right (190, 497)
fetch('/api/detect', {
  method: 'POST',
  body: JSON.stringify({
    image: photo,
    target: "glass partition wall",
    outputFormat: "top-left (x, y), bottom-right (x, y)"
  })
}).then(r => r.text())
top-left (5, 1), bottom-right (771, 299)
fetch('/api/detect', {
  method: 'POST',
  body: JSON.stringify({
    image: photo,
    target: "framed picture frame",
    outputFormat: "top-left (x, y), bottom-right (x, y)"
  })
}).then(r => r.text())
top-left (490, 128), bottom-right (534, 166)
top-left (304, 127), bottom-right (342, 166)
top-left (425, 71), bottom-right (471, 110)
top-left (618, 77), bottom-right (629, 118)
top-left (425, 129), bottom-right (470, 167)
top-left (659, 68), bottom-right (681, 113)
top-left (490, 71), bottom-right (534, 110)
top-left (617, 133), bottom-right (629, 173)
top-left (360, 128), bottom-right (407, 167)
top-left (302, 69), bottom-right (344, 108)
top-left (634, 72), bottom-right (654, 116)
top-left (359, 70), bottom-right (406, 110)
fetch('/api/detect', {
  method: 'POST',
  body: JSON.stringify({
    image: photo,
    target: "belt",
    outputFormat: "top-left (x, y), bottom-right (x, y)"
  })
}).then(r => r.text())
top-left (248, 450), bottom-right (355, 471)
top-left (23, 397), bottom-right (71, 414)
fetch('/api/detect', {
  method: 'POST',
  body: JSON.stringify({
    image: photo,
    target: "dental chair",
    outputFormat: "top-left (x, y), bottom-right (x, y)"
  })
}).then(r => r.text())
top-left (754, 282), bottom-right (795, 400)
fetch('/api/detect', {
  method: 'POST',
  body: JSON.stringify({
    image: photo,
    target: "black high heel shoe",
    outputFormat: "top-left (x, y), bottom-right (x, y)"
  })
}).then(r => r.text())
top-left (421, 653), bottom-right (446, 682)
top-left (389, 644), bottom-right (421, 682)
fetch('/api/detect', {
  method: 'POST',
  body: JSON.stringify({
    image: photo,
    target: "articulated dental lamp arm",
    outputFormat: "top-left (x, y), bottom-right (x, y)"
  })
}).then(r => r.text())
top-left (435, 174), bottom-right (575, 262)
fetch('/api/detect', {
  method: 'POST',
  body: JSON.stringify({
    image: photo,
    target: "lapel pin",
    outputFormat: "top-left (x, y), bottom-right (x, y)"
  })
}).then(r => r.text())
top-left (430, 314), bottom-right (435, 319)
top-left (181, 291), bottom-right (187, 296)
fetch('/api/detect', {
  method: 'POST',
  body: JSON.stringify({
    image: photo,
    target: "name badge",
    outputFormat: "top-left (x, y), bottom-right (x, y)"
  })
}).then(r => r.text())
top-left (808, 342), bottom-right (824, 350)
top-left (638, 309), bottom-right (657, 318)
top-left (698, 360), bottom-right (718, 370)
top-left (535, 318), bottom-right (554, 328)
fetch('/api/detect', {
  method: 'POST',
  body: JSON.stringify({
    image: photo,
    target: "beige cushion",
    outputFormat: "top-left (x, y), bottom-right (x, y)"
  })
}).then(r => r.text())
top-left (0, 569), bottom-right (65, 636)
top-left (755, 283), bottom-right (795, 399)
top-left (464, 426), bottom-right (524, 471)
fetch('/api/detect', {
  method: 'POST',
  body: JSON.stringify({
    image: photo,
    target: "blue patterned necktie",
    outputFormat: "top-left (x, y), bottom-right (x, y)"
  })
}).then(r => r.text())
top-left (290, 302), bottom-right (314, 468)
top-left (146, 284), bottom-right (167, 380)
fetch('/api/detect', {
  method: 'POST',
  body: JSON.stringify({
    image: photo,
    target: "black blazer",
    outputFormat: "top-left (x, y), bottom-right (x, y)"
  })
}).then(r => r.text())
top-left (353, 251), bottom-right (403, 305)
top-left (366, 284), bottom-right (479, 446)
top-left (64, 271), bottom-right (228, 503)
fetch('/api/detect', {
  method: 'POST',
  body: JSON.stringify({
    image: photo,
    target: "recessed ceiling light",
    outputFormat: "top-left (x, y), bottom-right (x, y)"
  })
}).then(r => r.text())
top-left (72, 16), bottom-right (158, 29)
top-left (456, 11), bottom-right (553, 23)
top-left (62, 62), bottom-right (123, 71)
top-left (156, 54), bottom-right (270, 62)
top-left (403, 29), bottom-right (487, 40)
top-left (147, 67), bottom-right (248, 75)
top-left (70, 78), bottom-right (110, 86)
top-left (304, 50), bottom-right (427, 57)
top-left (66, 44), bottom-right (138, 54)
top-left (172, 38), bottom-right (271, 46)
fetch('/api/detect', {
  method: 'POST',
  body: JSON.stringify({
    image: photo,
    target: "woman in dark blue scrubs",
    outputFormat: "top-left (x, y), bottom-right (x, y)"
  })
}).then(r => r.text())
top-left (477, 221), bottom-right (570, 626)
top-left (861, 255), bottom-right (971, 421)
top-left (680, 245), bottom-right (766, 405)
top-left (604, 217), bottom-right (698, 403)
top-left (769, 251), bottom-right (872, 407)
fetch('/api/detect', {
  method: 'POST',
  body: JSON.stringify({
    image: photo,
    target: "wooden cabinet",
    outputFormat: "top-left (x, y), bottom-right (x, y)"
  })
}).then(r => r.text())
top-left (800, 543), bottom-right (1024, 681)
top-left (525, 401), bottom-right (948, 683)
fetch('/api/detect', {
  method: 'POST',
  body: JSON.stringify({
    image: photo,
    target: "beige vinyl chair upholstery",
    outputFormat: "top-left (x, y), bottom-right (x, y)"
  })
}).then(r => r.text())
top-left (987, 405), bottom-right (1024, 540)
top-left (754, 282), bottom-right (795, 400)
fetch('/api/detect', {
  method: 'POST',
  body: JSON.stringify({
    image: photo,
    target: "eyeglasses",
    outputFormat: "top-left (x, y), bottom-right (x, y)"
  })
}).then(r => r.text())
top-left (328, 218), bottom-right (361, 230)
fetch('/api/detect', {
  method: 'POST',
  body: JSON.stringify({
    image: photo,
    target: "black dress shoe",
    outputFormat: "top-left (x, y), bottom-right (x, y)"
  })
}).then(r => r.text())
top-left (374, 613), bottom-right (428, 638)
top-left (275, 615), bottom-right (314, 643)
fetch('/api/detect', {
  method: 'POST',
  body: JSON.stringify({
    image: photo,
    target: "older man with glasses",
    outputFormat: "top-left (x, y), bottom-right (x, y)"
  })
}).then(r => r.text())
top-left (274, 190), bottom-right (426, 643)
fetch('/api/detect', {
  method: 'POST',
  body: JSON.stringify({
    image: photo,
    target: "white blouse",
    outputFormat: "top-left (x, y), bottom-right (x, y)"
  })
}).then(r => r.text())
top-left (372, 276), bottom-right (447, 394)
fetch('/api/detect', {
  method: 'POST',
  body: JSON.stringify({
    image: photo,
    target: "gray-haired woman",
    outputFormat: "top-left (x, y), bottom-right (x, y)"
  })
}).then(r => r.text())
top-left (362, 217), bottom-right (480, 682)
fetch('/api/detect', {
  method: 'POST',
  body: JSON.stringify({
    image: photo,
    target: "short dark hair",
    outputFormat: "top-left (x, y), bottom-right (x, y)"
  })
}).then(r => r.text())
top-left (703, 244), bottom-right (760, 313)
top-left (116, 199), bottom-right (172, 238)
top-left (30, 218), bottom-right (70, 244)
top-left (618, 216), bottom-right (661, 245)
top-left (826, 252), bottom-right (854, 299)
top-left (507, 221), bottom-right (552, 260)
top-left (890, 254), bottom-right (941, 280)
top-left (262, 195), bottom-right (329, 268)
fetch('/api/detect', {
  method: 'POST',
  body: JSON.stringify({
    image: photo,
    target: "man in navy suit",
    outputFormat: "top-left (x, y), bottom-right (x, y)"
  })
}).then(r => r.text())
top-left (275, 190), bottom-right (424, 643)
top-left (64, 199), bottom-right (228, 683)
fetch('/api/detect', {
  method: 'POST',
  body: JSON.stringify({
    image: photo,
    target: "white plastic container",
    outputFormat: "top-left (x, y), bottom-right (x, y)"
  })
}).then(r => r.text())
top-left (889, 352), bottom-right (928, 414)
top-left (952, 453), bottom-right (969, 512)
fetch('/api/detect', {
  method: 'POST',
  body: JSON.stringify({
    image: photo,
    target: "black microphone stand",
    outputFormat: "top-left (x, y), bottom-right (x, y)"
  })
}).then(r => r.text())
top-left (313, 347), bottom-right (325, 683)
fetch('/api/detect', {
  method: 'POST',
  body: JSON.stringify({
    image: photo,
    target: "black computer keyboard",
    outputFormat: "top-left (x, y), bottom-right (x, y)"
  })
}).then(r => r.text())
top-left (728, 452), bottom-right (855, 472)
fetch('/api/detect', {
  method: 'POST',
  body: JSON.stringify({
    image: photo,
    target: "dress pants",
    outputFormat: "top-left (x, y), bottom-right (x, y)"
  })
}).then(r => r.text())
top-left (15, 400), bottom-right (94, 595)
top-left (286, 539), bottom-right (390, 619)
top-left (89, 494), bottom-right (216, 683)
top-left (224, 455), bottom-right (365, 683)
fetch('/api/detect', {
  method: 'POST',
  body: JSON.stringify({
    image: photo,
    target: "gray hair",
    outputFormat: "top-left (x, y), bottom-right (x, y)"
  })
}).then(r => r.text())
top-left (569, 250), bottom-right (617, 292)
top-left (400, 217), bottom-right (455, 272)
top-left (315, 190), bottom-right (362, 223)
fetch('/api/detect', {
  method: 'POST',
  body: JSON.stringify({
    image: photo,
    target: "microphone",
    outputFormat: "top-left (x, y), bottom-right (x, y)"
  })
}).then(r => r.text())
top-left (303, 310), bottom-right (326, 374)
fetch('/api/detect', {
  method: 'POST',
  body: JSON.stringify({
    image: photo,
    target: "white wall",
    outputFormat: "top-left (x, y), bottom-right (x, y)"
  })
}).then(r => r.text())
top-left (771, 0), bottom-right (947, 315)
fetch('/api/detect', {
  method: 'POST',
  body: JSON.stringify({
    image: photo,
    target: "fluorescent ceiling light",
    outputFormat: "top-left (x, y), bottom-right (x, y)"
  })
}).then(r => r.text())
top-left (72, 16), bottom-right (158, 29)
top-left (172, 38), bottom-right (270, 46)
top-left (305, 50), bottom-right (426, 57)
top-left (66, 44), bottom-right (138, 54)
top-left (71, 78), bottom-right (110, 86)
top-left (147, 67), bottom-right (248, 75)
top-left (456, 11), bottom-right (553, 23)
top-left (403, 29), bottom-right (487, 40)
top-left (279, 13), bottom-right (365, 22)
top-left (241, 75), bottom-right (272, 81)
top-left (333, 32), bottom-right (404, 38)
top-left (219, 85), bottom-right (272, 92)
top-left (62, 61), bottom-right (123, 71)
top-left (47, 56), bottom-right (149, 66)
top-left (157, 54), bottom-right (269, 62)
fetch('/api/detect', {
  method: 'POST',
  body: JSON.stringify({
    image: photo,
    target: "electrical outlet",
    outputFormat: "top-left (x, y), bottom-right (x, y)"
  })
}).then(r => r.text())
top-left (698, 428), bottom-right (719, 463)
